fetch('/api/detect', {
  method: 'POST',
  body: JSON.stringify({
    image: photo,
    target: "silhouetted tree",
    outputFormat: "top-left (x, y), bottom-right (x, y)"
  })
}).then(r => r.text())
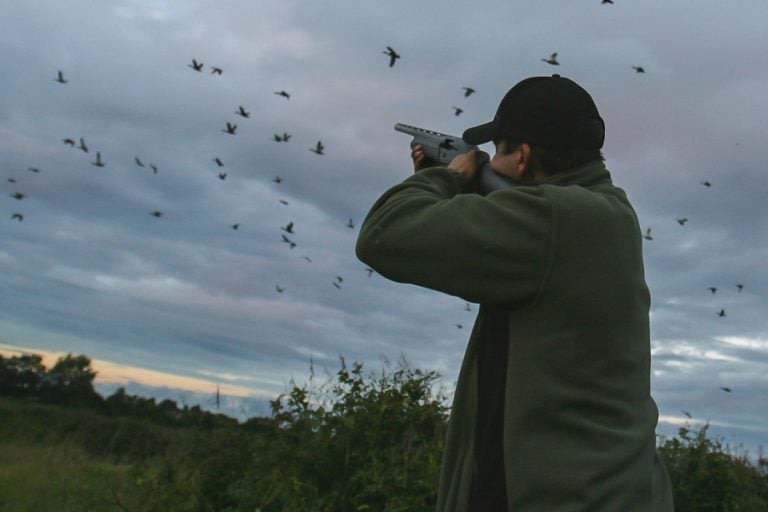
top-left (0, 353), bottom-right (46, 397)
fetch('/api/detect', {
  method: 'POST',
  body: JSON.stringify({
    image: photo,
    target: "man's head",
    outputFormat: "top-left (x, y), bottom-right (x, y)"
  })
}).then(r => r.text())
top-left (463, 75), bottom-right (605, 180)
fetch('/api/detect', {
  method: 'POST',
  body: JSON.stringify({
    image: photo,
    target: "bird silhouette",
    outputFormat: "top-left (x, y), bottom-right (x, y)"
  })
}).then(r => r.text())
top-left (149, 211), bottom-right (162, 217)
top-left (462, 87), bottom-right (475, 97)
top-left (281, 221), bottom-right (294, 234)
top-left (707, 287), bottom-right (717, 294)
top-left (735, 283), bottom-right (744, 292)
top-left (542, 52), bottom-right (559, 65)
top-left (63, 138), bottom-right (75, 146)
top-left (281, 234), bottom-right (296, 249)
top-left (383, 46), bottom-right (400, 67)
top-left (676, 218), bottom-right (688, 226)
top-left (11, 213), bottom-right (23, 221)
top-left (279, 199), bottom-right (289, 206)
top-left (210, 66), bottom-right (223, 75)
top-left (231, 223), bottom-right (240, 230)
top-left (213, 157), bottom-right (224, 167)
top-left (681, 410), bottom-right (692, 419)
top-left (719, 386), bottom-right (732, 392)
top-left (465, 302), bottom-right (472, 312)
top-left (273, 134), bottom-right (285, 142)
top-left (310, 141), bottom-right (324, 155)
top-left (346, 218), bottom-right (354, 229)
top-left (273, 175), bottom-right (283, 184)
top-left (602, 0), bottom-right (614, 4)
top-left (302, 256), bottom-right (313, 263)
top-left (92, 152), bottom-right (105, 167)
top-left (189, 59), bottom-right (203, 71)
top-left (135, 157), bottom-right (145, 167)
top-left (54, 70), bottom-right (68, 83)
top-left (27, 167), bottom-right (40, 173)
top-left (235, 106), bottom-right (250, 118)
top-left (281, 132), bottom-right (291, 142)
top-left (150, 164), bottom-right (158, 174)
top-left (276, 285), bottom-right (285, 293)
top-left (11, 192), bottom-right (26, 200)
top-left (78, 137), bottom-right (88, 153)
top-left (632, 66), bottom-right (645, 73)
top-left (718, 309), bottom-right (726, 317)
top-left (456, 324), bottom-right (463, 329)
top-left (274, 90), bottom-right (290, 99)
top-left (365, 267), bottom-right (374, 277)
top-left (223, 122), bottom-right (237, 134)
top-left (218, 172), bottom-right (227, 180)
top-left (642, 227), bottom-right (653, 240)
top-left (452, 107), bottom-right (464, 116)
top-left (333, 281), bottom-right (342, 289)
top-left (7, 178), bottom-right (16, 183)
top-left (701, 181), bottom-right (712, 187)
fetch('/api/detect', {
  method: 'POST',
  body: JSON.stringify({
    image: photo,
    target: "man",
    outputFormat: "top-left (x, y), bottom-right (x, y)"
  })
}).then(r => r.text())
top-left (355, 75), bottom-right (674, 511)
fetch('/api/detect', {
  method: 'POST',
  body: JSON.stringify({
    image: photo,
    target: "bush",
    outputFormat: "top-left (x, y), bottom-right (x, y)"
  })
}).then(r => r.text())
top-left (658, 424), bottom-right (768, 511)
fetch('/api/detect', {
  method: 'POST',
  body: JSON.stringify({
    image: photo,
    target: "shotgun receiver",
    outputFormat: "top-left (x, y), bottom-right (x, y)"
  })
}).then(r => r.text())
top-left (394, 123), bottom-right (516, 194)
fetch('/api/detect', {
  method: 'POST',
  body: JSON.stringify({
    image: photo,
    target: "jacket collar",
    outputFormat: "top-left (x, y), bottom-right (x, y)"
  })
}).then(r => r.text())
top-left (541, 160), bottom-right (612, 189)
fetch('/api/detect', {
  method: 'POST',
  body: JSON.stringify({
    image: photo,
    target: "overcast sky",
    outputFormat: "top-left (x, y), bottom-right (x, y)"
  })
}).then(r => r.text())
top-left (2, 0), bottom-right (767, 455)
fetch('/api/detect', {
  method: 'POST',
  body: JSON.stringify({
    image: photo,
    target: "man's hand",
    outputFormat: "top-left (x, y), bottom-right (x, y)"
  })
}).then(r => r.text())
top-left (411, 144), bottom-right (438, 172)
top-left (448, 148), bottom-right (489, 182)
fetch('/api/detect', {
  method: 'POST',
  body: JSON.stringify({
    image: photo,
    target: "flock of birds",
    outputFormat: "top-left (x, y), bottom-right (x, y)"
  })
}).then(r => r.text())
top-left (640, 178), bottom-right (748, 324)
top-left (4, 0), bottom-right (751, 414)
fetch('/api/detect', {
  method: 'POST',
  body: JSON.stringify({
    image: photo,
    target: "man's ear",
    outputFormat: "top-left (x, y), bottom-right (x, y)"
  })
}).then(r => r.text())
top-left (518, 143), bottom-right (532, 172)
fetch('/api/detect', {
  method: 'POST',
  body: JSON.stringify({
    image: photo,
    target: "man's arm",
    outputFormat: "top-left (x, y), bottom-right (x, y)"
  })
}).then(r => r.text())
top-left (355, 167), bottom-right (554, 304)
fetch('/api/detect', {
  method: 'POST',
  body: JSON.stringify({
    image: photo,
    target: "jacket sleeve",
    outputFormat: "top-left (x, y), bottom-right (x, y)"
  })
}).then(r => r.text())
top-left (355, 167), bottom-right (554, 304)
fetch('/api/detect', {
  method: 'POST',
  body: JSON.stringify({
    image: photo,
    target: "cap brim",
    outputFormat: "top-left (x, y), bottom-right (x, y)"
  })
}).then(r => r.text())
top-left (462, 121), bottom-right (497, 145)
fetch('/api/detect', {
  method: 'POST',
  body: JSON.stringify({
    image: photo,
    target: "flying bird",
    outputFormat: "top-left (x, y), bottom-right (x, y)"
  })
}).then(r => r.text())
top-left (91, 152), bottom-right (105, 167)
top-left (150, 164), bottom-right (158, 174)
top-left (281, 132), bottom-right (291, 142)
top-left (302, 256), bottom-right (313, 263)
top-left (676, 218), bottom-right (688, 226)
top-left (222, 122), bottom-right (237, 135)
top-left (63, 138), bottom-right (75, 146)
top-left (642, 227), bottom-right (653, 240)
top-left (707, 287), bottom-right (717, 295)
top-left (281, 221), bottom-right (294, 234)
top-left (719, 386), bottom-right (732, 392)
top-left (383, 46), bottom-right (400, 67)
top-left (700, 181), bottom-right (712, 187)
top-left (274, 90), bottom-right (290, 99)
top-left (346, 218), bottom-right (354, 229)
top-left (365, 267), bottom-right (374, 277)
top-left (211, 66), bottom-right (223, 75)
top-left (11, 192), bottom-right (26, 200)
top-left (273, 134), bottom-right (285, 142)
top-left (465, 302), bottom-right (472, 312)
top-left (11, 213), bottom-right (23, 221)
top-left (681, 410), bottom-right (692, 419)
top-left (54, 70), bottom-right (68, 83)
top-left (78, 137), bottom-right (88, 153)
top-left (602, 0), bottom-right (614, 4)
top-left (333, 281), bottom-right (342, 289)
top-left (273, 175), bottom-right (283, 184)
top-left (231, 223), bottom-right (240, 230)
top-left (27, 167), bottom-right (40, 173)
top-left (7, 178), bottom-right (16, 183)
top-left (213, 157), bottom-right (224, 167)
top-left (456, 324), bottom-right (464, 330)
top-left (735, 283), bottom-right (744, 292)
top-left (462, 87), bottom-right (475, 97)
top-left (718, 309), bottom-right (726, 317)
top-left (632, 66), bottom-right (645, 74)
top-left (279, 199), bottom-right (289, 206)
top-left (149, 211), bottom-right (162, 217)
top-left (189, 59), bottom-right (203, 71)
top-left (281, 234), bottom-right (297, 249)
top-left (235, 106), bottom-right (250, 118)
top-left (276, 285), bottom-right (285, 293)
top-left (218, 172), bottom-right (227, 180)
top-left (310, 141), bottom-right (324, 155)
top-left (452, 107), bottom-right (464, 116)
top-left (542, 52), bottom-right (559, 65)
top-left (135, 157), bottom-right (145, 167)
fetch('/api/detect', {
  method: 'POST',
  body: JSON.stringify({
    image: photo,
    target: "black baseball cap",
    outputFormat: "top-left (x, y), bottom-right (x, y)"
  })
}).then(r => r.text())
top-left (462, 75), bottom-right (605, 149)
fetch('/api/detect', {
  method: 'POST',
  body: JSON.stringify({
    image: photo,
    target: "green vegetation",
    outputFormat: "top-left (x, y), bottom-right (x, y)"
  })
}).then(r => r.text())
top-left (1, 352), bottom-right (767, 511)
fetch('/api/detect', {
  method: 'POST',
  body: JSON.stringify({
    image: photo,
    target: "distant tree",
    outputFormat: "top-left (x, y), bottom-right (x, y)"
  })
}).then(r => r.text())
top-left (0, 353), bottom-right (46, 397)
top-left (38, 353), bottom-right (101, 405)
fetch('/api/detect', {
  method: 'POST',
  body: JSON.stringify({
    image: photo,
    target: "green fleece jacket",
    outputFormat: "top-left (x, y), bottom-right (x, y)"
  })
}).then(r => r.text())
top-left (355, 162), bottom-right (674, 511)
